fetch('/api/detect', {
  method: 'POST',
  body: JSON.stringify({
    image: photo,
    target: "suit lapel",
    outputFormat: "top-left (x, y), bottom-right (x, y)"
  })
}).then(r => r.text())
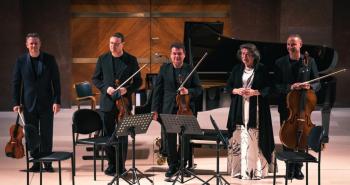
top-left (25, 53), bottom-right (36, 80)
top-left (167, 64), bottom-right (177, 90)
top-left (37, 53), bottom-right (44, 77)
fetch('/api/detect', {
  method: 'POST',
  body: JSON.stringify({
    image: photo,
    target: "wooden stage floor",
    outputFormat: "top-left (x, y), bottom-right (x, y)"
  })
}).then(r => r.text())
top-left (1, 107), bottom-right (349, 185)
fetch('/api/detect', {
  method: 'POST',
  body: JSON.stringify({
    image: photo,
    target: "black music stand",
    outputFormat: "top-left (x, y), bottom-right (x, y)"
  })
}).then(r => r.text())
top-left (160, 114), bottom-right (206, 185)
top-left (108, 113), bottom-right (153, 185)
top-left (202, 115), bottom-right (230, 185)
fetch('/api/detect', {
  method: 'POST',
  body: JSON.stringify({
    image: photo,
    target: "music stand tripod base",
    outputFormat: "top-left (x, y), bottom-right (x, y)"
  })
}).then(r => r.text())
top-left (160, 114), bottom-right (207, 185)
top-left (108, 113), bottom-right (154, 185)
top-left (203, 115), bottom-right (230, 185)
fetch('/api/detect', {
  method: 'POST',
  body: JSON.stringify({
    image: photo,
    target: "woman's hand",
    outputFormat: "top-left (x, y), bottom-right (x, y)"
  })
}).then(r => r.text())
top-left (242, 88), bottom-right (260, 98)
top-left (232, 88), bottom-right (246, 96)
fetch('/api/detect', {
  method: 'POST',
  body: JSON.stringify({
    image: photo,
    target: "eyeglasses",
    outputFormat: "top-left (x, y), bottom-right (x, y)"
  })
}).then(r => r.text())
top-left (110, 42), bottom-right (124, 47)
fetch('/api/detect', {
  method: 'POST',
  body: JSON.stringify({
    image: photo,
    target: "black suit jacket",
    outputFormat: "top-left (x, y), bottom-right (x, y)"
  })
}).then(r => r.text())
top-left (151, 62), bottom-right (202, 114)
top-left (274, 55), bottom-right (320, 115)
top-left (12, 52), bottom-right (61, 112)
top-left (92, 51), bottom-right (142, 112)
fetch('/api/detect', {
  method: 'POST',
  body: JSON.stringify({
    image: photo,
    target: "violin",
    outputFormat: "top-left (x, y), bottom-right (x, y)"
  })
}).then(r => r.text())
top-left (5, 114), bottom-right (25, 159)
top-left (112, 64), bottom-right (148, 122)
top-left (115, 79), bottom-right (131, 122)
top-left (176, 75), bottom-right (193, 115)
top-left (175, 52), bottom-right (208, 115)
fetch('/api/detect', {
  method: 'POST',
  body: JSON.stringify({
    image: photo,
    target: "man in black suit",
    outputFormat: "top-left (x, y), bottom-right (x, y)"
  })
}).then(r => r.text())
top-left (12, 33), bottom-right (61, 172)
top-left (151, 43), bottom-right (202, 178)
top-left (274, 34), bottom-right (320, 180)
top-left (92, 32), bottom-right (142, 176)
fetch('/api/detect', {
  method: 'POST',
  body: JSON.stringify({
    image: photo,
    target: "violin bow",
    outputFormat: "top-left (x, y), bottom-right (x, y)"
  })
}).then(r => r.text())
top-left (115, 64), bottom-right (148, 91)
top-left (178, 52), bottom-right (208, 91)
top-left (301, 68), bottom-right (347, 85)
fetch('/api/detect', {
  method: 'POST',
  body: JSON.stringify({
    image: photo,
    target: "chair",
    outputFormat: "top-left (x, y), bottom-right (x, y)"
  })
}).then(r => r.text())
top-left (273, 126), bottom-right (325, 185)
top-left (134, 88), bottom-right (153, 114)
top-left (25, 125), bottom-right (75, 185)
top-left (74, 81), bottom-right (98, 110)
top-left (72, 109), bottom-right (110, 181)
top-left (134, 73), bottom-right (157, 114)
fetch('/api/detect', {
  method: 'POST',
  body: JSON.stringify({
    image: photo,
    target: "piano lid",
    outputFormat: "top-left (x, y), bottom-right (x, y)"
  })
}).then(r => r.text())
top-left (184, 22), bottom-right (338, 76)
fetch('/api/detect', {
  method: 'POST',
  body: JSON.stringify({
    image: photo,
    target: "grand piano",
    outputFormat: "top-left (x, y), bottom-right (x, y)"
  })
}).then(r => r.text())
top-left (184, 21), bottom-right (338, 145)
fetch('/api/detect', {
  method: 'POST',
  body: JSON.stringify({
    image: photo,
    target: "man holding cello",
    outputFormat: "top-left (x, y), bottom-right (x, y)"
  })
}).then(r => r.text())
top-left (274, 34), bottom-right (320, 180)
top-left (151, 43), bottom-right (202, 178)
top-left (92, 32), bottom-right (142, 176)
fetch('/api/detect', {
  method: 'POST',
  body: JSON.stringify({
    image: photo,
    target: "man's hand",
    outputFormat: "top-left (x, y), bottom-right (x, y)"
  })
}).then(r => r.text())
top-left (152, 112), bottom-right (158, 121)
top-left (107, 86), bottom-right (127, 96)
top-left (13, 106), bottom-right (21, 113)
top-left (119, 87), bottom-right (127, 96)
top-left (53, 104), bottom-right (61, 114)
top-left (291, 83), bottom-right (310, 90)
top-left (178, 87), bottom-right (189, 95)
top-left (107, 86), bottom-right (116, 95)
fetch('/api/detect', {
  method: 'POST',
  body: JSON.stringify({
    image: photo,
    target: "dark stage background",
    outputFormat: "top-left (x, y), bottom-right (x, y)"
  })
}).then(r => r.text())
top-left (0, 0), bottom-right (349, 110)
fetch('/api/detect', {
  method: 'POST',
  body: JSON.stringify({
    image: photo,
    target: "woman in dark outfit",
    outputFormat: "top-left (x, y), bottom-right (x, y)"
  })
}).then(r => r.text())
top-left (226, 43), bottom-right (275, 179)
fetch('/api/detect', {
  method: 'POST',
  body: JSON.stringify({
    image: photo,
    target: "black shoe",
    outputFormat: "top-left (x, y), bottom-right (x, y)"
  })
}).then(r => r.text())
top-left (44, 163), bottom-right (55, 172)
top-left (118, 168), bottom-right (127, 175)
top-left (287, 172), bottom-right (294, 180)
top-left (165, 166), bottom-right (178, 177)
top-left (104, 165), bottom-right (116, 176)
top-left (182, 170), bottom-right (191, 177)
top-left (294, 170), bottom-right (304, 180)
top-left (28, 163), bottom-right (41, 172)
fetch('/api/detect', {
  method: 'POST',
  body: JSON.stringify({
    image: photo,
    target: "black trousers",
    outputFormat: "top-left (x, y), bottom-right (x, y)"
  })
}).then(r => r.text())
top-left (159, 121), bottom-right (190, 168)
top-left (102, 108), bottom-right (128, 170)
top-left (23, 108), bottom-right (54, 160)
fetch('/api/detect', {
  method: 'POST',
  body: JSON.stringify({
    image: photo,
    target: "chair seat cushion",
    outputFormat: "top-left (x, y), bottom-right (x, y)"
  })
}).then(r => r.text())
top-left (76, 136), bottom-right (110, 145)
top-left (276, 151), bottom-right (317, 163)
top-left (37, 152), bottom-right (72, 162)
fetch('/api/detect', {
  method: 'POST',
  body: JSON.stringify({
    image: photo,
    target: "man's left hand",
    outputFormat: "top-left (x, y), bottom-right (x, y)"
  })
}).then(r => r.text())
top-left (53, 104), bottom-right (61, 114)
top-left (119, 87), bottom-right (127, 96)
top-left (178, 87), bottom-right (188, 95)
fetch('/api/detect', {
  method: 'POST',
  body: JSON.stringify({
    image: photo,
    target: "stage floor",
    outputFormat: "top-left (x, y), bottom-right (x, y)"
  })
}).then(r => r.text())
top-left (1, 107), bottom-right (349, 185)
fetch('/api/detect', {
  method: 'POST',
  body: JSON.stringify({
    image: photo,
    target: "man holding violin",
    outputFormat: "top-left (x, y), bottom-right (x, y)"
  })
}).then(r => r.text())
top-left (274, 34), bottom-right (320, 180)
top-left (92, 32), bottom-right (142, 176)
top-left (151, 43), bottom-right (202, 178)
top-left (12, 33), bottom-right (61, 172)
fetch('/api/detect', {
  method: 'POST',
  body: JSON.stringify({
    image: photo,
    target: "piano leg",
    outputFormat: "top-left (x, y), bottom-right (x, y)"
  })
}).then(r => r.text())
top-left (321, 104), bottom-right (332, 143)
top-left (320, 80), bottom-right (336, 143)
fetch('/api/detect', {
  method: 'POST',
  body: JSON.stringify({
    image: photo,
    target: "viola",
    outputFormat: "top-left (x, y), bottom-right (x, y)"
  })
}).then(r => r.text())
top-left (175, 52), bottom-right (208, 115)
top-left (5, 114), bottom-right (25, 159)
top-left (113, 64), bottom-right (147, 122)
top-left (176, 75), bottom-right (193, 115)
top-left (115, 79), bottom-right (132, 122)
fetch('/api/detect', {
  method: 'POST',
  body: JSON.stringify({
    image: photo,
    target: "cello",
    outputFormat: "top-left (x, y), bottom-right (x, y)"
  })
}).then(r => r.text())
top-left (279, 52), bottom-right (316, 150)
top-left (5, 113), bottom-right (25, 159)
top-left (279, 51), bottom-right (347, 150)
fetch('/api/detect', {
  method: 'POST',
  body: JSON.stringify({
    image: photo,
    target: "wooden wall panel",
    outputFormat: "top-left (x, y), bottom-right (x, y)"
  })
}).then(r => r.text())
top-left (151, 0), bottom-right (229, 12)
top-left (70, 0), bottom-right (232, 104)
top-left (151, 17), bottom-right (232, 67)
top-left (71, 0), bottom-right (150, 12)
top-left (71, 18), bottom-right (150, 58)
